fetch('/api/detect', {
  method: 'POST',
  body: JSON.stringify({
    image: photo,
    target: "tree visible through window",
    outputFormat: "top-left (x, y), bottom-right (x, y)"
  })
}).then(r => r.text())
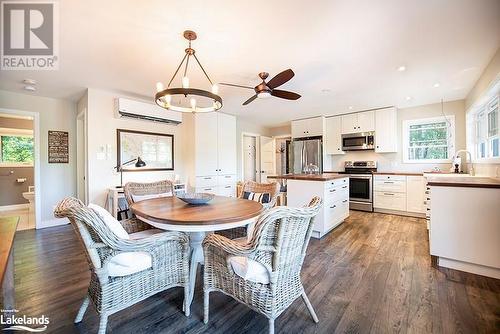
top-left (403, 116), bottom-right (455, 162)
top-left (0, 135), bottom-right (34, 164)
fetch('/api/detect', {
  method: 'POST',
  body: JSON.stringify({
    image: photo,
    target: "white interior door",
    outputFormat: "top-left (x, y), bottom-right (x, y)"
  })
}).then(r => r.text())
top-left (259, 136), bottom-right (274, 183)
top-left (243, 136), bottom-right (257, 181)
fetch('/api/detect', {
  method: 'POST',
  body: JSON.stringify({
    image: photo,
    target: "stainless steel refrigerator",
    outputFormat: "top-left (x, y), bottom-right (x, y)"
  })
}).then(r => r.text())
top-left (291, 137), bottom-right (323, 174)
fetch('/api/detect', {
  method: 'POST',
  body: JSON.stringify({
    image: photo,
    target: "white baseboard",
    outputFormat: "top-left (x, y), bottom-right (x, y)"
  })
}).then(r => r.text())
top-left (38, 217), bottom-right (69, 229)
top-left (438, 257), bottom-right (500, 279)
top-left (0, 203), bottom-right (29, 212)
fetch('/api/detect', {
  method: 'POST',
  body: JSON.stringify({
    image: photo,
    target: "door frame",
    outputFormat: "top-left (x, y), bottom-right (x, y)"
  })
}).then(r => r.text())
top-left (240, 132), bottom-right (260, 182)
top-left (0, 108), bottom-right (41, 229)
top-left (76, 108), bottom-right (88, 203)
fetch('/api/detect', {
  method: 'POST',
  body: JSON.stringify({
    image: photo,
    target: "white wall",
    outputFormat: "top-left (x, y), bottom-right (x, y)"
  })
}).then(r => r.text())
top-left (0, 89), bottom-right (77, 226)
top-left (84, 88), bottom-right (186, 207)
top-left (465, 47), bottom-right (500, 176)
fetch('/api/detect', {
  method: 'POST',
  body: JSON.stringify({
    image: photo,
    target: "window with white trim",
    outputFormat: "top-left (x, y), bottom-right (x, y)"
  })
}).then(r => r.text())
top-left (469, 94), bottom-right (499, 160)
top-left (403, 116), bottom-right (455, 163)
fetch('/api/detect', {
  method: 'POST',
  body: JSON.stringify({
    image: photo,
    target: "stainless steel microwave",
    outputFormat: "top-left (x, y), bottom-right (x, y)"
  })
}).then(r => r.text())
top-left (341, 132), bottom-right (375, 151)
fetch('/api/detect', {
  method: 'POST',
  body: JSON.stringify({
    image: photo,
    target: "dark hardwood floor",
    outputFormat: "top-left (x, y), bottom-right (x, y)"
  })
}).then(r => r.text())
top-left (9, 211), bottom-right (500, 333)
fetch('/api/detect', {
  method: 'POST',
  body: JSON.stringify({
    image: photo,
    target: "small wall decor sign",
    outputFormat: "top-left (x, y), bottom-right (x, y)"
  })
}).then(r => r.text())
top-left (48, 130), bottom-right (69, 163)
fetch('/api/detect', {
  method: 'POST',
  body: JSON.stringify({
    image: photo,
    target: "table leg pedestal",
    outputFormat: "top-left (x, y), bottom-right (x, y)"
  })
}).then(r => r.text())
top-left (187, 231), bottom-right (205, 310)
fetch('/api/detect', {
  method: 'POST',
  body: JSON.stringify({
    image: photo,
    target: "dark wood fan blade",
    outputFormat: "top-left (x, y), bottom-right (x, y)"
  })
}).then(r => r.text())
top-left (219, 82), bottom-right (254, 90)
top-left (271, 89), bottom-right (301, 100)
top-left (266, 69), bottom-right (295, 89)
top-left (243, 95), bottom-right (258, 105)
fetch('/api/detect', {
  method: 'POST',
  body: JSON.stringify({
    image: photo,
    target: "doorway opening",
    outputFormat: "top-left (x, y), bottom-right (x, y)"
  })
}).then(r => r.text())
top-left (241, 133), bottom-right (275, 183)
top-left (242, 134), bottom-right (258, 182)
top-left (76, 108), bottom-right (88, 203)
top-left (0, 110), bottom-right (40, 230)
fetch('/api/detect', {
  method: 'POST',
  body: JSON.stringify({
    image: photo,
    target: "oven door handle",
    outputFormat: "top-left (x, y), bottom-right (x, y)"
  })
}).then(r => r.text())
top-left (348, 175), bottom-right (372, 179)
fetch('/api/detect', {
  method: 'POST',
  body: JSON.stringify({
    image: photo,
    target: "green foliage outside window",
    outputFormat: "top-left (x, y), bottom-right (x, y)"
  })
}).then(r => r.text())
top-left (0, 136), bottom-right (34, 164)
top-left (408, 121), bottom-right (449, 160)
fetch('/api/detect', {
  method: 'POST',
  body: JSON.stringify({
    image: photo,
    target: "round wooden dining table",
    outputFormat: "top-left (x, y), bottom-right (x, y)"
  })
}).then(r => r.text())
top-left (130, 195), bottom-right (263, 308)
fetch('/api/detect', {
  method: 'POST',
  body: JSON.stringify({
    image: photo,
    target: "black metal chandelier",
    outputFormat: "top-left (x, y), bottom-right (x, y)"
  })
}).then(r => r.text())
top-left (155, 30), bottom-right (222, 113)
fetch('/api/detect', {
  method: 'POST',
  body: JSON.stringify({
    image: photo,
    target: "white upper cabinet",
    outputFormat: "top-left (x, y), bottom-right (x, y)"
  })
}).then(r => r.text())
top-left (406, 176), bottom-right (426, 213)
top-left (374, 107), bottom-right (397, 153)
top-left (325, 116), bottom-right (344, 155)
top-left (195, 113), bottom-right (219, 176)
top-left (341, 114), bottom-right (358, 134)
top-left (217, 113), bottom-right (237, 175)
top-left (291, 116), bottom-right (325, 138)
top-left (195, 113), bottom-right (236, 176)
top-left (341, 111), bottom-right (374, 134)
top-left (357, 111), bottom-right (375, 132)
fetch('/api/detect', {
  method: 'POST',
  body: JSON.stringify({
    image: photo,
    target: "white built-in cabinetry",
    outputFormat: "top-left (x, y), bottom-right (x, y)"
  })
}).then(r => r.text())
top-left (406, 176), bottom-right (426, 213)
top-left (341, 111), bottom-right (375, 134)
top-left (325, 107), bottom-right (398, 155)
top-left (374, 107), bottom-right (398, 153)
top-left (291, 116), bottom-right (325, 138)
top-left (287, 177), bottom-right (349, 238)
top-left (325, 116), bottom-right (344, 155)
top-left (186, 112), bottom-right (237, 197)
top-left (373, 174), bottom-right (426, 217)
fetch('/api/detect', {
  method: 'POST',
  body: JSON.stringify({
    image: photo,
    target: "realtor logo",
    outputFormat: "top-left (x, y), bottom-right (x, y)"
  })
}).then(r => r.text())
top-left (1, 1), bottom-right (59, 70)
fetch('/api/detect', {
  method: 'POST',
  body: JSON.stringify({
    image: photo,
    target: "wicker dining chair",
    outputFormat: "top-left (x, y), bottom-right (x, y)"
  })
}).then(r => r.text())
top-left (54, 197), bottom-right (190, 334)
top-left (217, 180), bottom-right (281, 240)
top-left (123, 179), bottom-right (175, 206)
top-left (203, 196), bottom-right (323, 334)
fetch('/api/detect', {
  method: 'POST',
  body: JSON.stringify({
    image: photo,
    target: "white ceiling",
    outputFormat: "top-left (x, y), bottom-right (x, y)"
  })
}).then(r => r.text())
top-left (1, 0), bottom-right (499, 127)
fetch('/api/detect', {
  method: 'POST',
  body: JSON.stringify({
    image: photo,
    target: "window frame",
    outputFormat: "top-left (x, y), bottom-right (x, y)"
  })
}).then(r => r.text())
top-left (467, 92), bottom-right (500, 163)
top-left (0, 128), bottom-right (35, 167)
top-left (402, 115), bottom-right (456, 164)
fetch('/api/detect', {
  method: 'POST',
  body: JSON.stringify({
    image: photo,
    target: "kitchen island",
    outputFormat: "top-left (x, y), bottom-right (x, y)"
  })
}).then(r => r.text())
top-left (268, 174), bottom-right (349, 238)
top-left (425, 174), bottom-right (500, 279)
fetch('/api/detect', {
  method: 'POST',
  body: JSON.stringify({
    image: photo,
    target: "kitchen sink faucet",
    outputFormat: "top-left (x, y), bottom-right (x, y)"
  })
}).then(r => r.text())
top-left (452, 150), bottom-right (475, 175)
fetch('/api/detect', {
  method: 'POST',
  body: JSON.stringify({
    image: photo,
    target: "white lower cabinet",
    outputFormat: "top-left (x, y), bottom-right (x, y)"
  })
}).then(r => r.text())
top-left (374, 192), bottom-right (406, 211)
top-left (196, 174), bottom-right (236, 197)
top-left (373, 174), bottom-right (426, 217)
top-left (286, 177), bottom-right (349, 239)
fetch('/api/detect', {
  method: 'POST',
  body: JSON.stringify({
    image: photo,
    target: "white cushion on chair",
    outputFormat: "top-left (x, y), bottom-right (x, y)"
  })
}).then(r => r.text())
top-left (106, 252), bottom-right (152, 277)
top-left (131, 192), bottom-right (172, 202)
top-left (88, 203), bottom-right (130, 240)
top-left (129, 228), bottom-right (164, 240)
top-left (228, 256), bottom-right (270, 284)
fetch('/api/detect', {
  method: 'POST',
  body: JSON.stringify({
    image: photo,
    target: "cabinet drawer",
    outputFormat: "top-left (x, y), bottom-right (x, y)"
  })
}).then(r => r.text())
top-left (196, 175), bottom-right (218, 187)
top-left (374, 175), bottom-right (406, 182)
top-left (196, 186), bottom-right (217, 195)
top-left (326, 185), bottom-right (349, 202)
top-left (326, 177), bottom-right (348, 189)
top-left (374, 179), bottom-right (406, 193)
top-left (374, 191), bottom-right (406, 211)
top-left (217, 185), bottom-right (236, 197)
top-left (217, 174), bottom-right (236, 185)
top-left (325, 198), bottom-right (349, 229)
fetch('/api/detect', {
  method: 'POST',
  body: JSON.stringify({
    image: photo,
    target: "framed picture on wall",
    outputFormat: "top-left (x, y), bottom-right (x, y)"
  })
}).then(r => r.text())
top-left (117, 129), bottom-right (174, 171)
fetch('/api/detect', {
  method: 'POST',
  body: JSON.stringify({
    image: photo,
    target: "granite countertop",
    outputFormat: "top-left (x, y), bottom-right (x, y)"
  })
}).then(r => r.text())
top-left (267, 173), bottom-right (348, 181)
top-left (426, 175), bottom-right (500, 189)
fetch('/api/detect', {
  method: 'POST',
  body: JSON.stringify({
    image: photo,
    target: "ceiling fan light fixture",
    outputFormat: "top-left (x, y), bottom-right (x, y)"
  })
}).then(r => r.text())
top-left (154, 30), bottom-right (222, 113)
top-left (258, 91), bottom-right (271, 99)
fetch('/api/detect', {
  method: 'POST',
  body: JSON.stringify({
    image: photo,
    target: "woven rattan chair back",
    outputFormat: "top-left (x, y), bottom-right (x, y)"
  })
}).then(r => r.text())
top-left (123, 180), bottom-right (174, 206)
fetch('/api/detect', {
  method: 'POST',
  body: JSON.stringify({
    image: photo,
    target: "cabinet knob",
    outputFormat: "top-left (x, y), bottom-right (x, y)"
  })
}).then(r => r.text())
top-left (376, 145), bottom-right (379, 148)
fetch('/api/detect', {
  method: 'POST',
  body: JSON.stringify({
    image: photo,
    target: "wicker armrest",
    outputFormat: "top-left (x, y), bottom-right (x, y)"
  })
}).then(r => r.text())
top-left (203, 233), bottom-right (256, 256)
top-left (119, 217), bottom-right (152, 234)
top-left (114, 230), bottom-right (189, 252)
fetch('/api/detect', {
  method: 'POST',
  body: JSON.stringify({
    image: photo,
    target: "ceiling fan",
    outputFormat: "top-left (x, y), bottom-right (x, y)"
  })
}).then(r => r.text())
top-left (219, 69), bottom-right (301, 105)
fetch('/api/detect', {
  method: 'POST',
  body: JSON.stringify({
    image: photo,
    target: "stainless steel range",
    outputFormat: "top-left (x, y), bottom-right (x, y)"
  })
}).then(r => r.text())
top-left (338, 160), bottom-right (377, 212)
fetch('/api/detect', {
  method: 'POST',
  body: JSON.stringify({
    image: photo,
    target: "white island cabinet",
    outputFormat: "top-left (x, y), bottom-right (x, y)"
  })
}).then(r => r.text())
top-left (426, 175), bottom-right (500, 279)
top-left (283, 175), bottom-right (349, 239)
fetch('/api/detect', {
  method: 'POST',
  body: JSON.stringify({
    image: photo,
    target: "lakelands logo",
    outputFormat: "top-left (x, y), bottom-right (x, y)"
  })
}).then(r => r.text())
top-left (1, 312), bottom-right (49, 332)
top-left (1, 0), bottom-right (59, 70)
